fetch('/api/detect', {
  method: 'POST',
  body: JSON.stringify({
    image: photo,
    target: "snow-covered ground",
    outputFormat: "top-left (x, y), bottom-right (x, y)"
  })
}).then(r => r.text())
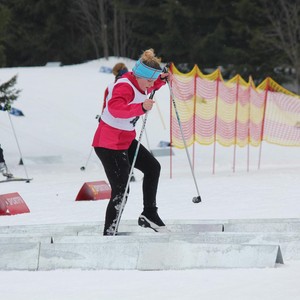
top-left (0, 58), bottom-right (300, 299)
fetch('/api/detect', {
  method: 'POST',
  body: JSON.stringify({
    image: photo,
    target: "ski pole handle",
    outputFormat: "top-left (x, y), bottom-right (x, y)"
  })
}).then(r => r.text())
top-left (149, 89), bottom-right (156, 99)
top-left (162, 63), bottom-right (171, 82)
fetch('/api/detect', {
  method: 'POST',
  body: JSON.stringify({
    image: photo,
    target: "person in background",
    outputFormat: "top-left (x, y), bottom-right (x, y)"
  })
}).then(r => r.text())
top-left (0, 145), bottom-right (13, 178)
top-left (101, 62), bottom-right (129, 114)
top-left (92, 49), bottom-right (169, 236)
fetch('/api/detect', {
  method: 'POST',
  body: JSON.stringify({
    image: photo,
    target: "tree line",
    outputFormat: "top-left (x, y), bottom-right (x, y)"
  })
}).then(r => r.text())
top-left (0, 0), bottom-right (299, 92)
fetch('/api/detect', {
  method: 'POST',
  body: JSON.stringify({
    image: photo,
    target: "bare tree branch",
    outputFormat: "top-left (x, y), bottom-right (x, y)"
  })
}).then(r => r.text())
top-left (260, 0), bottom-right (300, 91)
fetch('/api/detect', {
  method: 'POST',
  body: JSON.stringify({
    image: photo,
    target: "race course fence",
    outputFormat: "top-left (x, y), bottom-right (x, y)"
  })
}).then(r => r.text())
top-left (169, 63), bottom-right (300, 173)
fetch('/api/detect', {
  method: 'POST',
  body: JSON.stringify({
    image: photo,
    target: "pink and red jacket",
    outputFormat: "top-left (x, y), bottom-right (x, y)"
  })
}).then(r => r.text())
top-left (92, 72), bottom-right (166, 150)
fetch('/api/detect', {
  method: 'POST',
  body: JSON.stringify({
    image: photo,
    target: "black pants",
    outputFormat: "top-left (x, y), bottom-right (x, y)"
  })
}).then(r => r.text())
top-left (94, 139), bottom-right (161, 235)
top-left (0, 146), bottom-right (5, 163)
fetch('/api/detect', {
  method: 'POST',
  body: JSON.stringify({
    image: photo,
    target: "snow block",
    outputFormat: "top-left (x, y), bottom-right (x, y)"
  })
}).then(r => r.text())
top-left (0, 243), bottom-right (39, 270)
top-left (0, 192), bottom-right (30, 216)
top-left (37, 240), bottom-right (282, 270)
top-left (38, 241), bottom-right (140, 270)
top-left (137, 243), bottom-right (282, 270)
top-left (53, 231), bottom-right (300, 261)
top-left (224, 222), bottom-right (300, 233)
top-left (0, 223), bottom-right (101, 236)
top-left (0, 236), bottom-right (51, 244)
top-left (75, 223), bottom-right (223, 235)
top-left (75, 180), bottom-right (111, 201)
top-left (276, 242), bottom-right (300, 260)
top-left (171, 232), bottom-right (300, 247)
top-left (117, 223), bottom-right (223, 234)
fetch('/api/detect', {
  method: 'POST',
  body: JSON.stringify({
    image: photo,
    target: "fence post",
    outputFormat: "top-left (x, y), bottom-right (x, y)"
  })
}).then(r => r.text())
top-left (258, 77), bottom-right (270, 170)
top-left (192, 67), bottom-right (198, 170)
top-left (169, 63), bottom-right (174, 179)
top-left (233, 75), bottom-right (240, 172)
top-left (212, 68), bottom-right (221, 174)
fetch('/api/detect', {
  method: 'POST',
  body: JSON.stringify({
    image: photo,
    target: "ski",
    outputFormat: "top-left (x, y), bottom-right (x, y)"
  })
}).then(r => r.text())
top-left (0, 177), bottom-right (33, 183)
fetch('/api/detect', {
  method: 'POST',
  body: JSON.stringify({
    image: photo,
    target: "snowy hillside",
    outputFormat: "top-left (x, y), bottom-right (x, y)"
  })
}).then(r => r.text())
top-left (0, 58), bottom-right (300, 300)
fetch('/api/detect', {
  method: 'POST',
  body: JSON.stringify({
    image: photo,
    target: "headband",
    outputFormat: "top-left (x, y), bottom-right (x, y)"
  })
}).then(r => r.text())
top-left (132, 59), bottom-right (161, 80)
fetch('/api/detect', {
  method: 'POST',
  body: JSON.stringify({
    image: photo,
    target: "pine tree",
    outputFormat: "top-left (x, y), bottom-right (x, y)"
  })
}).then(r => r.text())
top-left (0, 3), bottom-right (11, 67)
top-left (0, 75), bottom-right (20, 111)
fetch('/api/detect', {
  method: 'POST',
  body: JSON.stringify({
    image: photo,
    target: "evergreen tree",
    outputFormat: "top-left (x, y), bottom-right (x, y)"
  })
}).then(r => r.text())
top-left (0, 75), bottom-right (20, 111)
top-left (222, 0), bottom-right (282, 83)
top-left (0, 3), bottom-right (10, 67)
top-left (114, 0), bottom-right (166, 59)
top-left (159, 0), bottom-right (192, 67)
top-left (186, 0), bottom-right (230, 69)
top-left (2, 0), bottom-right (95, 66)
top-left (0, 0), bottom-right (298, 91)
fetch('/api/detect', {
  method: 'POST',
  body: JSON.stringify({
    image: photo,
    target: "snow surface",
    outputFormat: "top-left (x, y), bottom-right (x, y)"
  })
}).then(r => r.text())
top-left (1, 57), bottom-right (300, 299)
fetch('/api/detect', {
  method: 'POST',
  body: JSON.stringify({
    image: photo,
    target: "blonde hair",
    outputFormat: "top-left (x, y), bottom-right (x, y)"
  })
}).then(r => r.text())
top-left (140, 48), bottom-right (161, 69)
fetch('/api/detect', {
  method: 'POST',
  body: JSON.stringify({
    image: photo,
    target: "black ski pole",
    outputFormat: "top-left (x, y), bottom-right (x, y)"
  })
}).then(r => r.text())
top-left (7, 112), bottom-right (31, 182)
top-left (80, 114), bottom-right (101, 171)
top-left (80, 147), bottom-right (93, 171)
top-left (165, 63), bottom-right (202, 203)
